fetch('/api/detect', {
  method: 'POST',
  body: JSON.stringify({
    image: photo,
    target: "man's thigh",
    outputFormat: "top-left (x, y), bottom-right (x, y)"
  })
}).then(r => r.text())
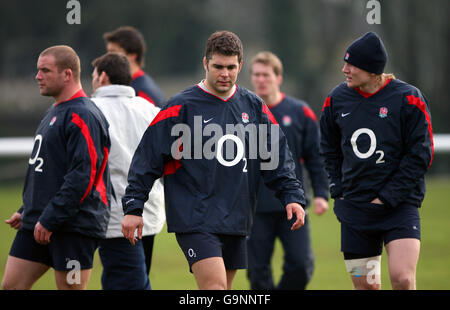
top-left (55, 268), bottom-right (92, 290)
top-left (2, 255), bottom-right (49, 290)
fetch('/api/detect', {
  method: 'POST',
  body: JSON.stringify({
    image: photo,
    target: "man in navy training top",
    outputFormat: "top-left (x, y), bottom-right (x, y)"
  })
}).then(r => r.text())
top-left (247, 51), bottom-right (329, 290)
top-left (103, 26), bottom-right (165, 108)
top-left (2, 45), bottom-right (111, 290)
top-left (320, 32), bottom-right (433, 290)
top-left (121, 30), bottom-right (306, 290)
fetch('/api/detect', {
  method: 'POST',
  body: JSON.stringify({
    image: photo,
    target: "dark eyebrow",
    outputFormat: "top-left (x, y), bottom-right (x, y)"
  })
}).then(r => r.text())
top-left (213, 64), bottom-right (237, 69)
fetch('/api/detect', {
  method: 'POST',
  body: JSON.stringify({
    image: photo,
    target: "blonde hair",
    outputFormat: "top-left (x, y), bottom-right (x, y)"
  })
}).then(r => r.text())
top-left (40, 45), bottom-right (81, 82)
top-left (251, 51), bottom-right (283, 76)
top-left (382, 73), bottom-right (396, 80)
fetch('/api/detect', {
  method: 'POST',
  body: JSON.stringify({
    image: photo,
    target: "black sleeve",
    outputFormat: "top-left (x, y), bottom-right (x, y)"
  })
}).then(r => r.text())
top-left (259, 102), bottom-right (306, 207)
top-left (378, 91), bottom-right (433, 207)
top-left (319, 96), bottom-right (343, 199)
top-left (39, 110), bottom-right (109, 231)
top-left (301, 108), bottom-right (329, 200)
top-left (122, 102), bottom-right (182, 216)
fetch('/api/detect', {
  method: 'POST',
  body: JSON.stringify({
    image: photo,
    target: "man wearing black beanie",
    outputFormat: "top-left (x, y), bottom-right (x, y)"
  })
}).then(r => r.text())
top-left (320, 32), bottom-right (434, 290)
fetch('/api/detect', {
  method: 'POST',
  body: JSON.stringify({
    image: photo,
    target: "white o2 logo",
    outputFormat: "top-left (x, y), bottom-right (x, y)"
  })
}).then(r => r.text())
top-left (216, 134), bottom-right (248, 172)
top-left (350, 128), bottom-right (385, 164)
top-left (29, 134), bottom-right (44, 172)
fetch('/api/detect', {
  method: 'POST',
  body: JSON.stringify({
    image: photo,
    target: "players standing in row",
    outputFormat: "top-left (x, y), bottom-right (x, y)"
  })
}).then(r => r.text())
top-left (2, 29), bottom-right (432, 291)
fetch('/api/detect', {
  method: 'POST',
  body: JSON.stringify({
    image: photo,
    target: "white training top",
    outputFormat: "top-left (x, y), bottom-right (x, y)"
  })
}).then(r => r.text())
top-left (92, 84), bottom-right (165, 238)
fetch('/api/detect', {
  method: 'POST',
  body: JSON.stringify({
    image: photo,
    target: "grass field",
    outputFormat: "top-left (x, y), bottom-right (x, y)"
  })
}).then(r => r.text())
top-left (0, 176), bottom-right (449, 290)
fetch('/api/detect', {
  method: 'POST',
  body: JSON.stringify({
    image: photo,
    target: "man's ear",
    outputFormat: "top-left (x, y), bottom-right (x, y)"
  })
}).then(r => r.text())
top-left (203, 56), bottom-right (208, 72)
top-left (99, 71), bottom-right (110, 86)
top-left (277, 74), bottom-right (283, 86)
top-left (63, 69), bottom-right (73, 82)
top-left (238, 60), bottom-right (243, 73)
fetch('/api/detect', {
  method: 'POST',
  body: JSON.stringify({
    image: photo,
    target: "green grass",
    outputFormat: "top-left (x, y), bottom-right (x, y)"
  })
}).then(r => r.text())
top-left (0, 176), bottom-right (449, 290)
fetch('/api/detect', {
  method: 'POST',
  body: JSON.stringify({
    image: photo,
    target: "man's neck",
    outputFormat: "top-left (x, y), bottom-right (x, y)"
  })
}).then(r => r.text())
top-left (260, 91), bottom-right (283, 107)
top-left (54, 83), bottom-right (83, 104)
top-left (358, 75), bottom-right (386, 94)
top-left (202, 79), bottom-right (235, 99)
top-left (130, 63), bottom-right (142, 77)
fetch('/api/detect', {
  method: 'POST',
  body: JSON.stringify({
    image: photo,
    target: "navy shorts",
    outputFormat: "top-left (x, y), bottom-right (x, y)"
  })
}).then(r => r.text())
top-left (9, 228), bottom-right (99, 271)
top-left (335, 200), bottom-right (421, 257)
top-left (175, 232), bottom-right (247, 272)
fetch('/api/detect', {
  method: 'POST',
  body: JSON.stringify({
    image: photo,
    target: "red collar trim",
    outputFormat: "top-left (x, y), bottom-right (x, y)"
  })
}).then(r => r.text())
top-left (196, 84), bottom-right (237, 102)
top-left (268, 92), bottom-right (286, 109)
top-left (355, 78), bottom-right (393, 98)
top-left (132, 69), bottom-right (145, 80)
top-left (55, 89), bottom-right (87, 106)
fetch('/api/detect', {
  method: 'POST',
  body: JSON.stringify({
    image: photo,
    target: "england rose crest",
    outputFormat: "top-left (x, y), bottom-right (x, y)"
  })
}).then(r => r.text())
top-left (242, 112), bottom-right (249, 123)
top-left (379, 107), bottom-right (388, 118)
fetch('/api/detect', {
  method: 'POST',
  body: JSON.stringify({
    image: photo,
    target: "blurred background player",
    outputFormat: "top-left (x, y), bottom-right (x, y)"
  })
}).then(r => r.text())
top-left (90, 52), bottom-right (165, 290)
top-left (103, 26), bottom-right (166, 108)
top-left (247, 51), bottom-right (329, 290)
top-left (320, 32), bottom-right (433, 290)
top-left (121, 30), bottom-right (307, 290)
top-left (2, 45), bottom-right (111, 290)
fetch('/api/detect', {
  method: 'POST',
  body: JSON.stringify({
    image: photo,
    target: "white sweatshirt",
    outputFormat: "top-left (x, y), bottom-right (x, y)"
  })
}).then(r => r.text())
top-left (92, 85), bottom-right (165, 238)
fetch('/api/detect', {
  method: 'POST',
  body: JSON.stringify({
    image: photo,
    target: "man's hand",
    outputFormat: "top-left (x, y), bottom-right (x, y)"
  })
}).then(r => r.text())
top-left (371, 198), bottom-right (384, 205)
top-left (313, 197), bottom-right (329, 215)
top-left (34, 221), bottom-right (52, 245)
top-left (5, 212), bottom-right (22, 230)
top-left (122, 214), bottom-right (143, 246)
top-left (285, 203), bottom-right (305, 231)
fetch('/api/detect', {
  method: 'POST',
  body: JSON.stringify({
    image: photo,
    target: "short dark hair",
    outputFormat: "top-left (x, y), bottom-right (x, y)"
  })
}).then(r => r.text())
top-left (103, 26), bottom-right (146, 67)
top-left (205, 31), bottom-right (243, 63)
top-left (92, 52), bottom-right (132, 86)
top-left (40, 45), bottom-right (81, 81)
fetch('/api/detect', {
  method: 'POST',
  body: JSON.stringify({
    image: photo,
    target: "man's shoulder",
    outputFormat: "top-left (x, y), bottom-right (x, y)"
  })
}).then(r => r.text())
top-left (237, 85), bottom-right (263, 103)
top-left (329, 82), bottom-right (352, 98)
top-left (282, 94), bottom-right (309, 108)
top-left (388, 79), bottom-right (424, 98)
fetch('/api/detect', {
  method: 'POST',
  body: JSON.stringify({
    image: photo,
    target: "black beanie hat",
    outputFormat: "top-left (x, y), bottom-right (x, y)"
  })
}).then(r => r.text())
top-left (344, 32), bottom-right (387, 74)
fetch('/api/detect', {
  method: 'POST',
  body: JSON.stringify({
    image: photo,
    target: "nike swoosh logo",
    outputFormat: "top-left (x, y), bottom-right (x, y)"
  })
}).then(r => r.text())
top-left (204, 118), bottom-right (214, 123)
top-left (341, 112), bottom-right (350, 117)
top-left (125, 198), bottom-right (135, 205)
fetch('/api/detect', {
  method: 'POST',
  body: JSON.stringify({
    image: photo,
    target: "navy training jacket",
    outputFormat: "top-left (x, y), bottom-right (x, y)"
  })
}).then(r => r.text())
top-left (131, 69), bottom-right (166, 108)
top-left (256, 94), bottom-right (329, 212)
top-left (320, 78), bottom-right (433, 209)
top-left (123, 84), bottom-right (306, 235)
top-left (20, 90), bottom-right (111, 238)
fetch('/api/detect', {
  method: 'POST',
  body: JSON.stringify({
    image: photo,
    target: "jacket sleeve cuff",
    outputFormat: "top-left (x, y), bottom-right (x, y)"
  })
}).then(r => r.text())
top-left (280, 191), bottom-right (307, 209)
top-left (122, 198), bottom-right (144, 216)
top-left (329, 182), bottom-right (343, 199)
